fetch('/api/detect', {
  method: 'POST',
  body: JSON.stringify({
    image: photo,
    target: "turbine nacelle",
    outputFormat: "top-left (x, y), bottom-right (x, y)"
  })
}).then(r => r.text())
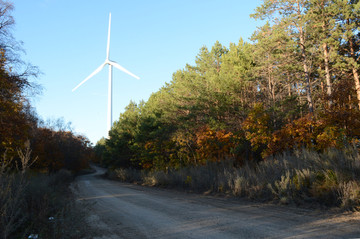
top-left (106, 60), bottom-right (140, 80)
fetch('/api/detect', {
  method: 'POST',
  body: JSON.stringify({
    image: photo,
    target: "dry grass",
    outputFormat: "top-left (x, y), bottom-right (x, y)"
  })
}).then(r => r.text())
top-left (110, 147), bottom-right (360, 210)
top-left (0, 146), bottom-right (91, 239)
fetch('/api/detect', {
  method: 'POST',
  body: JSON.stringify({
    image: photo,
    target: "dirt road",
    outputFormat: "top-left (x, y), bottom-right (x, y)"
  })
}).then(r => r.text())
top-left (74, 166), bottom-right (360, 238)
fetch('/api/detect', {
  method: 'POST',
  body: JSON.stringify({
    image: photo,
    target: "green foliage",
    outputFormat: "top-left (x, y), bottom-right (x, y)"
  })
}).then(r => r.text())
top-left (98, 1), bottom-right (360, 201)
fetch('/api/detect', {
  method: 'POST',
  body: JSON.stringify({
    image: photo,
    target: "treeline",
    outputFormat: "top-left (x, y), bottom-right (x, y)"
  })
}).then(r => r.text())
top-left (1, 56), bottom-right (92, 172)
top-left (97, 0), bottom-right (360, 171)
top-left (0, 2), bottom-right (92, 173)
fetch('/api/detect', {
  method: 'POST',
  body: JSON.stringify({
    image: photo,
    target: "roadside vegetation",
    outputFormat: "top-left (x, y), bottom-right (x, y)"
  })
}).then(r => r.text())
top-left (108, 148), bottom-right (360, 209)
top-left (0, 148), bottom-right (91, 239)
top-left (97, 0), bottom-right (360, 210)
top-left (0, 1), bottom-right (93, 238)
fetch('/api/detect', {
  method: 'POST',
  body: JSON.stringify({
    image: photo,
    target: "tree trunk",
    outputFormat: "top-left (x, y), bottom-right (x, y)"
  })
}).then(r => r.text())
top-left (349, 36), bottom-right (360, 110)
top-left (299, 27), bottom-right (314, 114)
top-left (268, 66), bottom-right (275, 105)
top-left (352, 67), bottom-right (360, 110)
top-left (323, 42), bottom-right (332, 100)
top-left (288, 83), bottom-right (291, 97)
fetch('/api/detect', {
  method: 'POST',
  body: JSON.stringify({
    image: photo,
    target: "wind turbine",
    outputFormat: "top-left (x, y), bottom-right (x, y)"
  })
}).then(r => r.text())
top-left (72, 13), bottom-right (140, 135)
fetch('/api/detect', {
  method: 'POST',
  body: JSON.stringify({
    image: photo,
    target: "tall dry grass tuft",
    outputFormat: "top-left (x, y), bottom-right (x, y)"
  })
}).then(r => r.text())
top-left (337, 181), bottom-right (360, 210)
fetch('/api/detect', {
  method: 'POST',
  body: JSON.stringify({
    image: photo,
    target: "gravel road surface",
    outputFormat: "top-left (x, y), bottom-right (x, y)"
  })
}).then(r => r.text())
top-left (74, 166), bottom-right (360, 238)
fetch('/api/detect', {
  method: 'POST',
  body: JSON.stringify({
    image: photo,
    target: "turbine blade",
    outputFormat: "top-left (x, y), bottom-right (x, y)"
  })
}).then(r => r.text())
top-left (109, 61), bottom-right (140, 80)
top-left (72, 63), bottom-right (106, 92)
top-left (106, 13), bottom-right (111, 60)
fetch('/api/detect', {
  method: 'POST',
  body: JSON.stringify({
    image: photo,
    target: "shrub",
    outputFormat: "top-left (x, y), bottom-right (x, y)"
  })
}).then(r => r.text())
top-left (337, 181), bottom-right (360, 210)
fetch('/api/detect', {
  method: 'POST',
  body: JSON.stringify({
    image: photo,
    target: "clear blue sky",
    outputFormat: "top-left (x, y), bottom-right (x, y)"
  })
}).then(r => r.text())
top-left (13, 0), bottom-right (262, 144)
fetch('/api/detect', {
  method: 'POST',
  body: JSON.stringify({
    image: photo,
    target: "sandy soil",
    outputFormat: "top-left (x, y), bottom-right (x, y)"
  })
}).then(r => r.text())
top-left (73, 166), bottom-right (360, 239)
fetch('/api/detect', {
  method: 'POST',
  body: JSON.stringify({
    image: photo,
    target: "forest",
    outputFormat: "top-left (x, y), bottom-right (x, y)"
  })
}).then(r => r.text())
top-left (97, 0), bottom-right (360, 208)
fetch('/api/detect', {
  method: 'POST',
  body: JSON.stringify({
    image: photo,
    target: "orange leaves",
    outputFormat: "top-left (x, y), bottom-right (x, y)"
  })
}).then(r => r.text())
top-left (31, 128), bottom-right (92, 173)
top-left (144, 141), bottom-right (153, 150)
top-left (266, 115), bottom-right (317, 156)
top-left (285, 115), bottom-right (315, 147)
top-left (195, 126), bottom-right (235, 163)
top-left (0, 52), bottom-right (31, 156)
top-left (265, 112), bottom-right (358, 157)
top-left (0, 100), bottom-right (30, 155)
top-left (243, 103), bottom-right (272, 151)
top-left (316, 126), bottom-right (345, 150)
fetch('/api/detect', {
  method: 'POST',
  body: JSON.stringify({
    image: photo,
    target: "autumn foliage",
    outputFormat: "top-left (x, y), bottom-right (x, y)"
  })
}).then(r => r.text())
top-left (31, 128), bottom-right (92, 173)
top-left (195, 126), bottom-right (235, 164)
top-left (1, 52), bottom-right (92, 173)
top-left (0, 14), bottom-right (92, 173)
top-left (96, 0), bottom-right (360, 173)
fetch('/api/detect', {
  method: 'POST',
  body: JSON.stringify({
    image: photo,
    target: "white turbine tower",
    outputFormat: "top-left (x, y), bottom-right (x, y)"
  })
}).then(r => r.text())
top-left (72, 13), bottom-right (140, 135)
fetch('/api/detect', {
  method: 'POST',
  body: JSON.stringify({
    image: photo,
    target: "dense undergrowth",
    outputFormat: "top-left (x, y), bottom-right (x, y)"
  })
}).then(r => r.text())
top-left (0, 148), bottom-right (90, 239)
top-left (107, 147), bottom-right (360, 210)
